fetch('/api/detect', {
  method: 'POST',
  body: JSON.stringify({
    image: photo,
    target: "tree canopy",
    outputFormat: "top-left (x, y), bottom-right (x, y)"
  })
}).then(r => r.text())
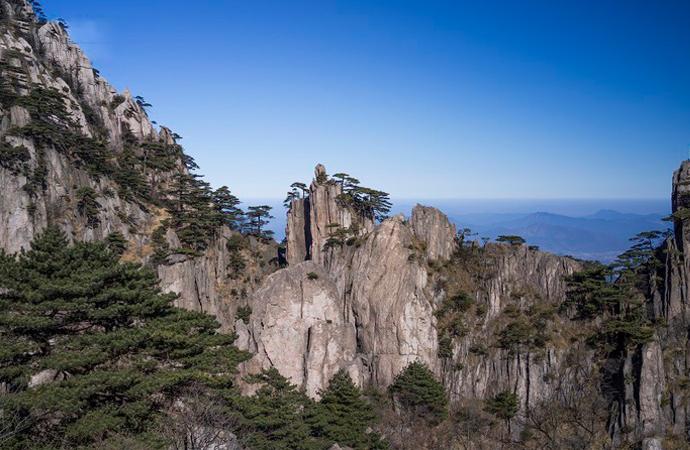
top-left (496, 235), bottom-right (526, 246)
top-left (245, 205), bottom-right (274, 240)
top-left (388, 361), bottom-right (448, 425)
top-left (0, 227), bottom-right (247, 449)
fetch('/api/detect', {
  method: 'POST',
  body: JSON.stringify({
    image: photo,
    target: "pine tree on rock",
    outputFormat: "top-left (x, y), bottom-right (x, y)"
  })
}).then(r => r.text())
top-left (388, 361), bottom-right (448, 425)
top-left (212, 186), bottom-right (244, 230)
top-left (245, 205), bottom-right (274, 240)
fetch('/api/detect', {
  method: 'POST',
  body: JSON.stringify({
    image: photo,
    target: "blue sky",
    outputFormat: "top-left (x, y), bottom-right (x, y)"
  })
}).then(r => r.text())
top-left (44, 0), bottom-right (690, 200)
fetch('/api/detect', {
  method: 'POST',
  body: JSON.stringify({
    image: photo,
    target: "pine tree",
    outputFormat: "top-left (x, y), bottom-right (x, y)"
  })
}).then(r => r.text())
top-left (334, 176), bottom-right (390, 222)
top-left (0, 227), bottom-right (248, 449)
top-left (388, 361), bottom-right (448, 425)
top-left (245, 205), bottom-right (274, 240)
top-left (212, 186), bottom-right (244, 230)
top-left (484, 391), bottom-right (519, 422)
top-left (236, 368), bottom-right (324, 450)
top-left (309, 370), bottom-right (387, 449)
top-left (105, 231), bottom-right (128, 255)
top-left (496, 235), bottom-right (526, 246)
top-left (76, 186), bottom-right (102, 228)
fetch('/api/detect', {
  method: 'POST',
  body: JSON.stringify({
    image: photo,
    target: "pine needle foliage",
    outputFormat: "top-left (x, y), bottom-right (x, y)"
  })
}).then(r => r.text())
top-left (388, 361), bottom-right (448, 425)
top-left (309, 370), bottom-right (387, 449)
top-left (0, 227), bottom-right (248, 449)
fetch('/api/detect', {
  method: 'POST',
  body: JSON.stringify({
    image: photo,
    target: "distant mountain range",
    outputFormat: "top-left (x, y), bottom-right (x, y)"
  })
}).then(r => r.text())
top-left (450, 209), bottom-right (669, 262)
top-left (252, 198), bottom-right (670, 263)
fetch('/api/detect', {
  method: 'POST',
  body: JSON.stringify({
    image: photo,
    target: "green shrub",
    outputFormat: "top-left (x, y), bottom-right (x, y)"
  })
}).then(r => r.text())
top-left (438, 334), bottom-right (453, 359)
top-left (496, 318), bottom-right (547, 355)
top-left (307, 272), bottom-right (319, 280)
top-left (309, 370), bottom-right (387, 449)
top-left (76, 186), bottom-right (101, 228)
top-left (236, 305), bottom-right (252, 324)
top-left (105, 231), bottom-right (127, 255)
top-left (0, 142), bottom-right (30, 175)
top-left (436, 291), bottom-right (474, 318)
top-left (484, 391), bottom-right (519, 421)
top-left (226, 233), bottom-right (248, 252)
top-left (496, 235), bottom-right (526, 246)
top-left (151, 224), bottom-right (170, 264)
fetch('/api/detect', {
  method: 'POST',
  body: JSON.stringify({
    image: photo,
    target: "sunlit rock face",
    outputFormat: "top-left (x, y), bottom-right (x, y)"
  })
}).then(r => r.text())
top-left (245, 165), bottom-right (583, 409)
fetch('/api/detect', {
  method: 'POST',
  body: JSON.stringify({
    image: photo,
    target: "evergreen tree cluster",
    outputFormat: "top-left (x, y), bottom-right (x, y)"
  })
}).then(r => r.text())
top-left (332, 172), bottom-right (392, 223)
top-left (236, 368), bottom-right (387, 450)
top-left (388, 361), bottom-right (448, 425)
top-left (285, 170), bottom-right (392, 223)
top-left (244, 205), bottom-right (274, 240)
top-left (0, 228), bottom-right (247, 449)
top-left (563, 230), bottom-right (666, 352)
top-left (0, 81), bottom-right (267, 253)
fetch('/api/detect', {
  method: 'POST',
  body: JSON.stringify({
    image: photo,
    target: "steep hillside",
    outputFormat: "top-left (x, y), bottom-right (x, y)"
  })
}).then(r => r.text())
top-left (0, 0), bottom-right (277, 330)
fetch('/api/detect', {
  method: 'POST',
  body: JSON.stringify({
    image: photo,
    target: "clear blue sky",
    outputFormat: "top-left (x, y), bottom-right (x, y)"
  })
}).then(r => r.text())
top-left (44, 0), bottom-right (689, 199)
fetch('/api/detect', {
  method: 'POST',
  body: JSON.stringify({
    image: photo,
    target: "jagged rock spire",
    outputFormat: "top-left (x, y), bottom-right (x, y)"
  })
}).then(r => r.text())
top-left (285, 164), bottom-right (374, 266)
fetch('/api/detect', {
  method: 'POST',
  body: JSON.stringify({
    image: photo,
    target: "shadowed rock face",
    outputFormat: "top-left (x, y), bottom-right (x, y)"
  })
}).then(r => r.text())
top-left (630, 160), bottom-right (690, 443)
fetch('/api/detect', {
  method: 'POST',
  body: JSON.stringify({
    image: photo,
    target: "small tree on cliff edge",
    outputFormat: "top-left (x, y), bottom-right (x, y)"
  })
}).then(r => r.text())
top-left (245, 205), bottom-right (274, 240)
top-left (212, 186), bottom-right (244, 230)
top-left (496, 235), bottom-right (526, 246)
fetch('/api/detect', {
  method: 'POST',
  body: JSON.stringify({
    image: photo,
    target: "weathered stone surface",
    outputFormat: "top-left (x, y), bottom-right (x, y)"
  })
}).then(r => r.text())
top-left (285, 197), bottom-right (308, 265)
top-left (28, 369), bottom-right (64, 388)
top-left (410, 204), bottom-right (457, 261)
top-left (251, 166), bottom-right (585, 405)
top-left (337, 215), bottom-right (439, 387)
top-left (239, 261), bottom-right (360, 397)
top-left (285, 164), bottom-right (374, 267)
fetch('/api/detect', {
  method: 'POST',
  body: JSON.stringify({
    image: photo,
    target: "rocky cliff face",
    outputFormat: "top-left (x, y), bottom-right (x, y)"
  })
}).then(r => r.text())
top-left (244, 163), bottom-right (690, 446)
top-left (0, 0), bottom-right (275, 330)
top-left (627, 161), bottom-right (690, 447)
top-left (243, 166), bottom-right (584, 409)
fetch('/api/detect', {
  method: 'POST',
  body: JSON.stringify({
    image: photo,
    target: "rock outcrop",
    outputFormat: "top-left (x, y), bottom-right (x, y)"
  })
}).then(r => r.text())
top-left (285, 164), bottom-right (374, 266)
top-left (626, 160), bottom-right (690, 444)
top-left (410, 204), bottom-right (457, 260)
top-left (244, 165), bottom-right (584, 408)
top-left (239, 261), bottom-right (360, 397)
